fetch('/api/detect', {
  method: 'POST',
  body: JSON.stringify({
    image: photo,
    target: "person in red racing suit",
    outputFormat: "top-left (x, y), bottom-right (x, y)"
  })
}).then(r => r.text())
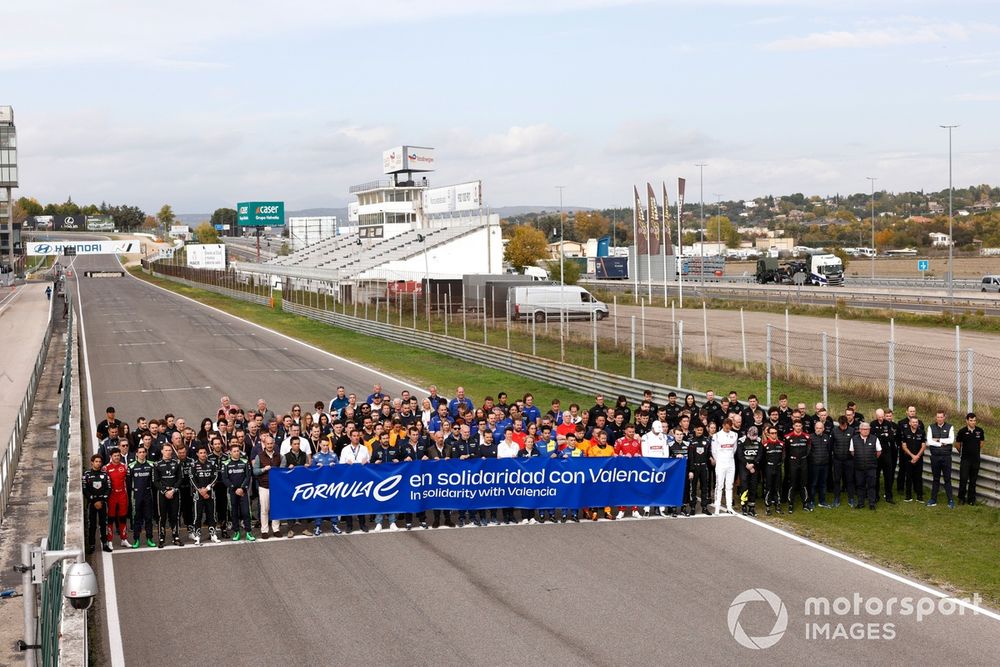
top-left (103, 450), bottom-right (130, 545)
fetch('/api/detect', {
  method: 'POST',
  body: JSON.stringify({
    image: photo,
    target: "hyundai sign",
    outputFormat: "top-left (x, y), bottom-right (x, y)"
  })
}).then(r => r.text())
top-left (237, 201), bottom-right (284, 227)
top-left (27, 241), bottom-right (138, 256)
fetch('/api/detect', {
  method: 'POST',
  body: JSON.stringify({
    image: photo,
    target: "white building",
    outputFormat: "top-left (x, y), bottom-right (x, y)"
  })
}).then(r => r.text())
top-left (929, 232), bottom-right (952, 247)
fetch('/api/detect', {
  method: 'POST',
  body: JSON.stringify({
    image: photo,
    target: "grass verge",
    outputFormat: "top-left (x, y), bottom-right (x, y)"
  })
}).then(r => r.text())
top-left (764, 500), bottom-right (1000, 609)
top-left (134, 267), bottom-right (1000, 609)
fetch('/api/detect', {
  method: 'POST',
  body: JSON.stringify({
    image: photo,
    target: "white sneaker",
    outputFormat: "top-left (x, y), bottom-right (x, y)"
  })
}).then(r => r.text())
top-left (388, 523), bottom-right (399, 532)
top-left (210, 532), bottom-right (220, 543)
top-left (727, 507), bottom-right (735, 515)
top-left (374, 524), bottom-right (383, 532)
top-left (630, 510), bottom-right (640, 519)
top-left (528, 518), bottom-right (538, 525)
top-left (616, 510), bottom-right (625, 520)
top-left (520, 518), bottom-right (529, 524)
top-left (194, 534), bottom-right (201, 546)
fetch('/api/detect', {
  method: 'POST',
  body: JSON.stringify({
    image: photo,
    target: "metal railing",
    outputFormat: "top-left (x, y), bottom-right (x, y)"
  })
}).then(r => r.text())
top-left (40, 295), bottom-right (73, 667)
top-left (0, 291), bottom-right (55, 519)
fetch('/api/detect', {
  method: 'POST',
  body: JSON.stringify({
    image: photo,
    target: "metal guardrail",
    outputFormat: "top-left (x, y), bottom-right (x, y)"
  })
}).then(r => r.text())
top-left (149, 268), bottom-right (272, 307)
top-left (0, 290), bottom-right (55, 519)
top-left (282, 300), bottom-right (999, 506)
top-left (41, 296), bottom-right (73, 667)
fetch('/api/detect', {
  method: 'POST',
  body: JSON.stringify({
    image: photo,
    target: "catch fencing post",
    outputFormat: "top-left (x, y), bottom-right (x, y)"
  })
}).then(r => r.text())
top-left (641, 299), bottom-right (646, 351)
top-left (482, 298), bottom-right (487, 344)
top-left (364, 296), bottom-right (369, 321)
top-left (784, 308), bottom-right (790, 379)
top-left (462, 286), bottom-right (467, 340)
top-left (444, 294), bottom-right (449, 336)
top-left (592, 310), bottom-right (598, 370)
top-left (375, 298), bottom-right (379, 323)
top-left (834, 313), bottom-right (841, 383)
top-left (353, 296), bottom-right (358, 319)
top-left (740, 307), bottom-right (747, 370)
top-left (412, 290), bottom-right (417, 329)
top-left (505, 302), bottom-right (510, 350)
top-left (822, 332), bottom-right (829, 408)
top-left (677, 320), bottom-right (684, 387)
top-left (967, 349), bottom-right (974, 413)
top-left (398, 293), bottom-right (402, 326)
top-left (888, 318), bottom-right (895, 411)
top-left (532, 317), bottom-right (536, 356)
top-left (630, 316), bottom-right (636, 379)
top-left (702, 301), bottom-right (709, 362)
top-left (766, 324), bottom-right (772, 406)
top-left (613, 295), bottom-right (618, 346)
top-left (955, 325), bottom-right (962, 413)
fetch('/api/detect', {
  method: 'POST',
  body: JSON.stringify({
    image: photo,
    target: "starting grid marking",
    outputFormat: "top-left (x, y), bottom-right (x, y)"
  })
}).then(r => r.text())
top-left (100, 360), bottom-right (184, 366)
top-left (110, 512), bottom-right (728, 556)
top-left (105, 385), bottom-right (212, 394)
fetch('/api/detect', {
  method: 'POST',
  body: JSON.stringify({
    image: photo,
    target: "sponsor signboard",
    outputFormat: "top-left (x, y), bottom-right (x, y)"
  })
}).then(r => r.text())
top-left (59, 214), bottom-right (85, 231)
top-left (422, 181), bottom-right (482, 215)
top-left (359, 225), bottom-right (384, 239)
top-left (382, 145), bottom-right (435, 174)
top-left (0, 106), bottom-right (12, 123)
top-left (236, 201), bottom-right (284, 227)
top-left (348, 201), bottom-right (359, 222)
top-left (186, 243), bottom-right (226, 269)
top-left (27, 240), bottom-right (138, 256)
top-left (86, 215), bottom-right (114, 231)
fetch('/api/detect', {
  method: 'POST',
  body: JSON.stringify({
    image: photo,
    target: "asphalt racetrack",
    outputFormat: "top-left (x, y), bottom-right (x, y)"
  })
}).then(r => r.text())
top-left (71, 254), bottom-right (1000, 665)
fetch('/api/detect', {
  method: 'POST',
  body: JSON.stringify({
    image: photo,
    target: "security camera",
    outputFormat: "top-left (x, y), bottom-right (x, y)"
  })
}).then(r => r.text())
top-left (63, 562), bottom-right (97, 611)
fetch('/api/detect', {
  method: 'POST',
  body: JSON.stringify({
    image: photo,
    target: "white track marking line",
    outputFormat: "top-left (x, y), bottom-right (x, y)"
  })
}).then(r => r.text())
top-left (75, 265), bottom-right (127, 667)
top-left (105, 385), bottom-right (212, 395)
top-left (737, 514), bottom-right (1000, 622)
top-left (100, 360), bottom-right (184, 366)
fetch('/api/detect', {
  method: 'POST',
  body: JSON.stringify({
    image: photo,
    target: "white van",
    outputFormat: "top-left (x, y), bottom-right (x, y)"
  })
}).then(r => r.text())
top-left (510, 285), bottom-right (609, 322)
top-left (981, 276), bottom-right (1000, 293)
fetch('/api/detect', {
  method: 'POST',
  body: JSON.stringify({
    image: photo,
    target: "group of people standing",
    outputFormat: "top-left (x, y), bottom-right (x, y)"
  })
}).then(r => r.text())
top-left (80, 385), bottom-right (987, 552)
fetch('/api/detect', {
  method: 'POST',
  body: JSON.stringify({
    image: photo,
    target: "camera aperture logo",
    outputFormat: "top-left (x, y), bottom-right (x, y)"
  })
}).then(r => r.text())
top-left (728, 589), bottom-right (788, 649)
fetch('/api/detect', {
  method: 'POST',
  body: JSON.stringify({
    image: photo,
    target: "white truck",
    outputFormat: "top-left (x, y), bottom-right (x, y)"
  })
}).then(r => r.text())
top-left (509, 285), bottom-right (609, 322)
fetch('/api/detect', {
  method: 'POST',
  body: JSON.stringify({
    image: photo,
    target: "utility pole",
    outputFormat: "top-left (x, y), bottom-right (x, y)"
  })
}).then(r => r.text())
top-left (866, 176), bottom-right (877, 280)
top-left (695, 163), bottom-right (707, 289)
top-left (940, 124), bottom-right (958, 302)
top-left (556, 185), bottom-right (566, 361)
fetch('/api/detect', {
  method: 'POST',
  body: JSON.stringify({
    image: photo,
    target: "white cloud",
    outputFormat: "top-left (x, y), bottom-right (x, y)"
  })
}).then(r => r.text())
top-left (763, 22), bottom-right (977, 51)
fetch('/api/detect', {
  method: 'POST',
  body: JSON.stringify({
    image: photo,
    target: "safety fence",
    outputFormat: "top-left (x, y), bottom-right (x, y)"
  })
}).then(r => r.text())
top-left (0, 291), bottom-right (54, 520)
top-left (147, 266), bottom-right (999, 506)
top-left (40, 297), bottom-right (73, 667)
top-left (146, 262), bottom-right (272, 307)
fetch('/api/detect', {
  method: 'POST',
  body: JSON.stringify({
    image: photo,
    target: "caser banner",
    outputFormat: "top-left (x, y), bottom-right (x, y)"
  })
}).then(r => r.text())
top-left (27, 241), bottom-right (138, 256)
top-left (268, 456), bottom-right (686, 520)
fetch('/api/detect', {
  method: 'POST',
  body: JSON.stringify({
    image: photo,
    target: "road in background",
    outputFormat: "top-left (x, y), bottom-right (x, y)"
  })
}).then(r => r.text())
top-left (69, 253), bottom-right (1000, 665)
top-left (0, 283), bottom-right (50, 445)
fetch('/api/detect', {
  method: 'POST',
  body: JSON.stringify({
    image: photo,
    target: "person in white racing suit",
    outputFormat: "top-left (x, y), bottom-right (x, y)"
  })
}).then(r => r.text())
top-left (640, 421), bottom-right (670, 516)
top-left (712, 418), bottom-right (739, 514)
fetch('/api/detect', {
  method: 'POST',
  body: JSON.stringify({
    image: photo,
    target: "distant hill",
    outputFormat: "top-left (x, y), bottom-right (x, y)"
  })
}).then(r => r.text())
top-left (493, 206), bottom-right (593, 217)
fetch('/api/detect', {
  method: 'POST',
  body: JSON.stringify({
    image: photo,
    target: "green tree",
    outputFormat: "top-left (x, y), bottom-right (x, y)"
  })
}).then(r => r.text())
top-left (157, 204), bottom-right (176, 229)
top-left (108, 204), bottom-right (146, 231)
top-left (193, 222), bottom-right (221, 244)
top-left (210, 208), bottom-right (237, 229)
top-left (573, 211), bottom-right (610, 240)
top-left (16, 196), bottom-right (43, 216)
top-left (705, 215), bottom-right (741, 247)
top-left (546, 259), bottom-right (580, 286)
top-left (504, 225), bottom-right (548, 269)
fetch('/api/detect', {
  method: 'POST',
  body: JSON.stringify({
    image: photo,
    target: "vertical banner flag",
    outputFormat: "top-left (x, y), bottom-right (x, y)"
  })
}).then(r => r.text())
top-left (634, 185), bottom-right (648, 256)
top-left (646, 183), bottom-right (661, 256)
top-left (677, 177), bottom-right (687, 247)
top-left (662, 182), bottom-right (673, 255)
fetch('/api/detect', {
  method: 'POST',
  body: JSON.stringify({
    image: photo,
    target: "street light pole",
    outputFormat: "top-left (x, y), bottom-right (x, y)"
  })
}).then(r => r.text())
top-left (695, 163), bottom-right (707, 289)
top-left (556, 185), bottom-right (566, 361)
top-left (866, 176), bottom-right (877, 280)
top-left (940, 124), bottom-right (958, 302)
top-left (713, 193), bottom-right (723, 252)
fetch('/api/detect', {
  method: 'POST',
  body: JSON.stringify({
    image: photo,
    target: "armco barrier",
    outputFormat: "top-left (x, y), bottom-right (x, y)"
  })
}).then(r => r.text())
top-left (282, 300), bottom-right (999, 506)
top-left (149, 268), bottom-right (271, 306)
top-left (0, 292), bottom-right (55, 520)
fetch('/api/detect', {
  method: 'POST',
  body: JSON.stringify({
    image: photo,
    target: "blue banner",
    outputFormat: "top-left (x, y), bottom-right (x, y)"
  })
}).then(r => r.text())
top-left (269, 457), bottom-right (686, 520)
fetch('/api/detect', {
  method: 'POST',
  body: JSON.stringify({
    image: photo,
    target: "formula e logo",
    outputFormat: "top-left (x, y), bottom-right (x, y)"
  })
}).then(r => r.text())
top-left (290, 474), bottom-right (402, 503)
top-left (728, 588), bottom-right (788, 649)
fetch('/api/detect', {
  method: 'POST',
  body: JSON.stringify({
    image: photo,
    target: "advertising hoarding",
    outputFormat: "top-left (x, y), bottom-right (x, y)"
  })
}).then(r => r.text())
top-left (85, 215), bottom-right (114, 231)
top-left (422, 181), bottom-right (482, 215)
top-left (27, 240), bottom-right (138, 256)
top-left (382, 145), bottom-right (435, 174)
top-left (237, 201), bottom-right (284, 227)
top-left (348, 201), bottom-right (359, 222)
top-left (186, 243), bottom-right (226, 269)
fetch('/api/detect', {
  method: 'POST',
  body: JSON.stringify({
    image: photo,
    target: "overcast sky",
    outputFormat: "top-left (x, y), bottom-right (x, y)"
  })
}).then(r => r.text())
top-left (4, 0), bottom-right (998, 213)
